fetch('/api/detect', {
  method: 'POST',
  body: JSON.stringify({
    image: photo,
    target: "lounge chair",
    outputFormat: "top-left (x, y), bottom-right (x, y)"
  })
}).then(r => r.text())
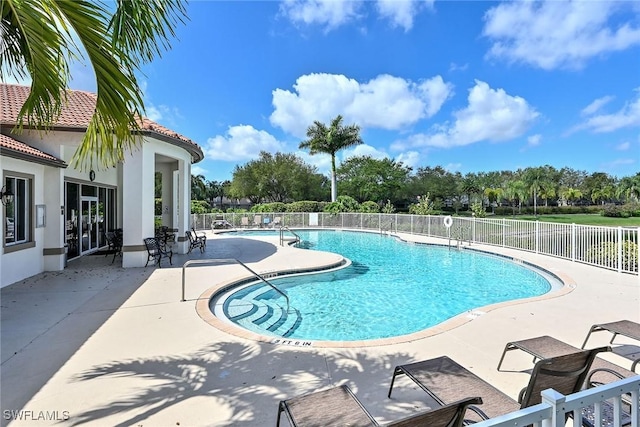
top-left (497, 334), bottom-right (639, 379)
top-left (241, 217), bottom-right (249, 228)
top-left (388, 347), bottom-right (610, 423)
top-left (143, 237), bottom-right (172, 267)
top-left (277, 384), bottom-right (481, 427)
top-left (253, 215), bottom-right (262, 228)
top-left (186, 230), bottom-right (205, 254)
top-left (272, 216), bottom-right (282, 228)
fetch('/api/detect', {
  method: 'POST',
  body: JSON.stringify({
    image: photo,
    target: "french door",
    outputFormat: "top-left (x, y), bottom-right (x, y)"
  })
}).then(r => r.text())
top-left (81, 197), bottom-right (99, 254)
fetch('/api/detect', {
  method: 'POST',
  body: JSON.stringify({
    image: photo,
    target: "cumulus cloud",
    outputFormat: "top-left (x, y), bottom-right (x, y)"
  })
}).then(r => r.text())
top-left (392, 80), bottom-right (539, 150)
top-left (375, 0), bottom-right (433, 32)
top-left (279, 0), bottom-right (431, 32)
top-left (204, 125), bottom-right (286, 161)
top-left (270, 73), bottom-right (453, 138)
top-left (482, 0), bottom-right (640, 70)
top-left (279, 0), bottom-right (363, 30)
top-left (573, 90), bottom-right (640, 133)
top-left (396, 150), bottom-right (421, 169)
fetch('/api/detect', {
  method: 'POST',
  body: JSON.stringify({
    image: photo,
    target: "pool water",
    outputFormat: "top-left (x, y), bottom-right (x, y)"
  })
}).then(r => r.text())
top-left (214, 230), bottom-right (555, 341)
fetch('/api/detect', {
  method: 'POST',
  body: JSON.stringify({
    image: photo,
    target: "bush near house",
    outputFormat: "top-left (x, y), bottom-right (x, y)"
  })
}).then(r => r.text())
top-left (586, 240), bottom-right (639, 272)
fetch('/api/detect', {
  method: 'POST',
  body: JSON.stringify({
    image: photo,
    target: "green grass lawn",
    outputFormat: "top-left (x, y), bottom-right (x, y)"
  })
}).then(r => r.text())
top-left (494, 213), bottom-right (640, 226)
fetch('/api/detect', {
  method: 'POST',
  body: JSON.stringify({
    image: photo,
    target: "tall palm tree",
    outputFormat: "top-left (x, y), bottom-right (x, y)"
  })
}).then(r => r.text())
top-left (504, 180), bottom-right (527, 216)
top-left (561, 187), bottom-right (583, 206)
top-left (617, 173), bottom-right (640, 202)
top-left (1, 0), bottom-right (187, 170)
top-left (299, 115), bottom-right (363, 202)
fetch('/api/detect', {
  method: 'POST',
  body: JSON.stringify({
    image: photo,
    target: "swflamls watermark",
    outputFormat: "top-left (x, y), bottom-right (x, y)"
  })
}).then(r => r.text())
top-left (3, 410), bottom-right (70, 421)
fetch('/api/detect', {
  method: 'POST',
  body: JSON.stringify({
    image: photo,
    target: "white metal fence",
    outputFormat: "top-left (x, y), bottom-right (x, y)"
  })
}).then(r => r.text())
top-left (192, 212), bottom-right (639, 275)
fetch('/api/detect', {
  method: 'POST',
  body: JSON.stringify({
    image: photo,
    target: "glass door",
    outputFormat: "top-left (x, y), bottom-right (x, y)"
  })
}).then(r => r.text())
top-left (81, 197), bottom-right (99, 253)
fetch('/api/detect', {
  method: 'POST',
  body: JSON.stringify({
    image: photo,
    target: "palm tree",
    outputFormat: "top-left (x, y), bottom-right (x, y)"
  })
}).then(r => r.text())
top-left (561, 187), bottom-right (583, 206)
top-left (1, 0), bottom-right (187, 170)
top-left (191, 174), bottom-right (207, 200)
top-left (299, 115), bottom-right (363, 202)
top-left (617, 173), bottom-right (640, 202)
top-left (504, 180), bottom-right (527, 216)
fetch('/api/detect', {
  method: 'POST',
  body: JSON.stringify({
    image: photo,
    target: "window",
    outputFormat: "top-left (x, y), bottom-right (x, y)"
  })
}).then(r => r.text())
top-left (4, 175), bottom-right (31, 246)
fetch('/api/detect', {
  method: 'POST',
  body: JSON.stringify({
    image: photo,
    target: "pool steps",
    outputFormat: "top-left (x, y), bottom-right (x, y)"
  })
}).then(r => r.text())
top-left (226, 285), bottom-right (301, 337)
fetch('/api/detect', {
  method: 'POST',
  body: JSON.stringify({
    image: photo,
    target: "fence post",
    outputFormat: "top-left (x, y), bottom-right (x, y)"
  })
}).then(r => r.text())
top-left (502, 218), bottom-right (506, 247)
top-left (617, 226), bottom-right (623, 273)
top-left (571, 223), bottom-right (576, 262)
top-left (541, 389), bottom-right (566, 427)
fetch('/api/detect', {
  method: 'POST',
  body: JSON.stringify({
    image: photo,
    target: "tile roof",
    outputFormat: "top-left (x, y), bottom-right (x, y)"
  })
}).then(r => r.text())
top-left (0, 133), bottom-right (67, 167)
top-left (0, 84), bottom-right (203, 161)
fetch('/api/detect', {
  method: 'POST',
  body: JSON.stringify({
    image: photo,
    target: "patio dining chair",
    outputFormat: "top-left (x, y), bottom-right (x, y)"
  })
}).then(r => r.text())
top-left (144, 237), bottom-right (173, 267)
top-left (388, 347), bottom-right (612, 424)
top-left (186, 230), bottom-right (205, 254)
top-left (277, 384), bottom-right (481, 427)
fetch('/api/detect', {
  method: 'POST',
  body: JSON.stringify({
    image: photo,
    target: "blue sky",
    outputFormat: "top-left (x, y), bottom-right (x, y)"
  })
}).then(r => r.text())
top-left (29, 1), bottom-right (640, 181)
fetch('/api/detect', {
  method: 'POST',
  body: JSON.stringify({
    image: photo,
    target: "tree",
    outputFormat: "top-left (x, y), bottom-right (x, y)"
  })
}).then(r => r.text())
top-left (2, 0), bottom-right (187, 170)
top-left (299, 115), bottom-right (363, 202)
top-left (229, 151), bottom-right (325, 203)
top-left (191, 174), bottom-right (207, 200)
top-left (561, 187), bottom-right (583, 206)
top-left (504, 180), bottom-right (527, 216)
top-left (336, 156), bottom-right (411, 204)
top-left (617, 173), bottom-right (640, 202)
top-left (483, 187), bottom-right (503, 213)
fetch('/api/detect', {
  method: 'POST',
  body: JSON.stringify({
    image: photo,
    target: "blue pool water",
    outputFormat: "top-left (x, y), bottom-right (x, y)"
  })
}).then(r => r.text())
top-left (213, 230), bottom-right (556, 341)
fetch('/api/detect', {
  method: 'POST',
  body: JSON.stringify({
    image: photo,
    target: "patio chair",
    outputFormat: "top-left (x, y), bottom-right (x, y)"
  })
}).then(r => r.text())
top-left (143, 237), bottom-right (173, 267)
top-left (253, 215), bottom-right (262, 228)
top-left (581, 320), bottom-right (640, 370)
top-left (186, 230), bottom-right (205, 254)
top-left (277, 384), bottom-right (482, 427)
top-left (104, 230), bottom-right (123, 264)
top-left (272, 216), bottom-right (282, 228)
top-left (388, 347), bottom-right (611, 423)
top-left (241, 216), bottom-right (249, 228)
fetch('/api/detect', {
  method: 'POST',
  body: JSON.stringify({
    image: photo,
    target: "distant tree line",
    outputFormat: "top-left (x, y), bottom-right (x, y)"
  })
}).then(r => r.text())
top-left (188, 154), bottom-right (640, 218)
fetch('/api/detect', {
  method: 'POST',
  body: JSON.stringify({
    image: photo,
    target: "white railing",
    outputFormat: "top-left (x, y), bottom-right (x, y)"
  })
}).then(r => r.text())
top-left (191, 213), bottom-right (640, 275)
top-left (473, 376), bottom-right (639, 427)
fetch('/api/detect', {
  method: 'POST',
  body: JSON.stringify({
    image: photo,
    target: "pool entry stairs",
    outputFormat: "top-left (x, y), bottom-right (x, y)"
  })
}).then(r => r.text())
top-left (225, 285), bottom-right (301, 337)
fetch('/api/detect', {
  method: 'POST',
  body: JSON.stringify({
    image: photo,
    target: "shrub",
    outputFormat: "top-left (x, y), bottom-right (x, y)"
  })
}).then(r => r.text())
top-left (286, 201), bottom-right (323, 212)
top-left (251, 202), bottom-right (287, 213)
top-left (471, 201), bottom-right (486, 218)
top-left (323, 196), bottom-right (360, 213)
top-left (190, 200), bottom-right (210, 214)
top-left (359, 201), bottom-right (379, 213)
top-left (409, 193), bottom-right (436, 215)
top-left (381, 199), bottom-right (395, 214)
top-left (586, 240), bottom-right (639, 272)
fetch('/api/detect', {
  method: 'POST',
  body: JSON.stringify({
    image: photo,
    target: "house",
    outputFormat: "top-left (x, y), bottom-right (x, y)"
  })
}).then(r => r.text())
top-left (1, 84), bottom-right (204, 287)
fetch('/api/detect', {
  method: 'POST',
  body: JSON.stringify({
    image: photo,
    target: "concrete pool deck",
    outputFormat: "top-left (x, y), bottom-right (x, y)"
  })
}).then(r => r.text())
top-left (1, 230), bottom-right (639, 426)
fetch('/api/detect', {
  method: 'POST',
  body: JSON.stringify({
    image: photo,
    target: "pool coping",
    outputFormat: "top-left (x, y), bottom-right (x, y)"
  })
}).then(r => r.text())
top-left (196, 229), bottom-right (577, 349)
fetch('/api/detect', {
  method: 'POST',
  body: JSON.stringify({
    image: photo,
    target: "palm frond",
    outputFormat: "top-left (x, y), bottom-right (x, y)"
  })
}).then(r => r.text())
top-left (57, 0), bottom-right (144, 170)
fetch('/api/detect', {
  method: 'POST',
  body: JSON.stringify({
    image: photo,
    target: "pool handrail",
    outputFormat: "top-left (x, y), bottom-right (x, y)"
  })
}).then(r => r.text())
top-left (279, 226), bottom-right (300, 246)
top-left (181, 258), bottom-right (290, 312)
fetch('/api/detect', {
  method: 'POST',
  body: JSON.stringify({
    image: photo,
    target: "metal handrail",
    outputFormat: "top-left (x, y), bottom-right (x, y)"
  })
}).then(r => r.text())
top-left (279, 226), bottom-right (300, 246)
top-left (181, 258), bottom-right (290, 312)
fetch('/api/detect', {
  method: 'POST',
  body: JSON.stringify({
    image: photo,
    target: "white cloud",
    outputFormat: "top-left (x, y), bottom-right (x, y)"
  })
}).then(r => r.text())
top-left (375, 0), bottom-right (433, 32)
top-left (574, 90), bottom-right (640, 133)
top-left (191, 165), bottom-right (208, 177)
top-left (279, 0), bottom-right (363, 30)
top-left (204, 125), bottom-right (286, 161)
top-left (396, 150), bottom-right (421, 169)
top-left (616, 142), bottom-right (631, 151)
top-left (341, 144), bottom-right (388, 161)
top-left (482, 1), bottom-right (640, 70)
top-left (444, 163), bottom-right (462, 172)
top-left (392, 80), bottom-right (539, 149)
top-left (279, 0), bottom-right (431, 32)
top-left (581, 96), bottom-right (615, 116)
top-left (270, 73), bottom-right (453, 138)
top-left (527, 134), bottom-right (542, 147)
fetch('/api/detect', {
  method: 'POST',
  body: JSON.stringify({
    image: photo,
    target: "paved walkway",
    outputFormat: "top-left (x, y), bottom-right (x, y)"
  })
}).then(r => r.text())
top-left (1, 231), bottom-right (638, 426)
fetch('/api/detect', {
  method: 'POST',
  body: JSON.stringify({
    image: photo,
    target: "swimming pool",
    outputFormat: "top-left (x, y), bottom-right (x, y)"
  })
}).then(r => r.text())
top-left (211, 230), bottom-right (560, 342)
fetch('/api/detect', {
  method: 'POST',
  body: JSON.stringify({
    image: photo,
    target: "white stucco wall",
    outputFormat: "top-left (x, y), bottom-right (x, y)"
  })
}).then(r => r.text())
top-left (2, 130), bottom-right (198, 285)
top-left (1, 156), bottom-right (47, 287)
